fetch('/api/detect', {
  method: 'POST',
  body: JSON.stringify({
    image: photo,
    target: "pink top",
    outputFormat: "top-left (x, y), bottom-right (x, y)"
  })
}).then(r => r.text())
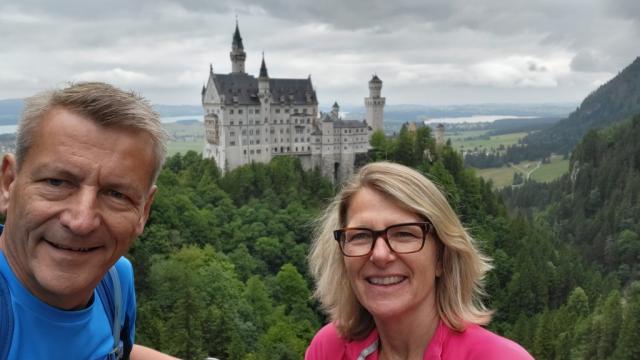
top-left (305, 320), bottom-right (534, 360)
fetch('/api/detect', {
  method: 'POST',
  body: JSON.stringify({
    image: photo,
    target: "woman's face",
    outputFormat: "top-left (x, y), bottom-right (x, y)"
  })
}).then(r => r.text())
top-left (343, 187), bottom-right (440, 321)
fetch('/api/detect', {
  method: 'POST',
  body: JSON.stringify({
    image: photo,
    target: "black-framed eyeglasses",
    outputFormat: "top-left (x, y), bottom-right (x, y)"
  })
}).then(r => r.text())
top-left (333, 222), bottom-right (433, 257)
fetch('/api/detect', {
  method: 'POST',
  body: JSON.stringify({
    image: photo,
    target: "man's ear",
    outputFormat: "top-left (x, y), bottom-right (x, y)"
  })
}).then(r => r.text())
top-left (136, 184), bottom-right (157, 235)
top-left (0, 154), bottom-right (17, 215)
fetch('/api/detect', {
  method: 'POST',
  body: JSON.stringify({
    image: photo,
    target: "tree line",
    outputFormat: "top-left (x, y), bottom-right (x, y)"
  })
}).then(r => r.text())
top-left (130, 120), bottom-right (639, 359)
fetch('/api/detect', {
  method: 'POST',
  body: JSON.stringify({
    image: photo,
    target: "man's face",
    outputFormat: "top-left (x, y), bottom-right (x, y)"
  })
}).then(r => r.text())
top-left (0, 107), bottom-right (157, 310)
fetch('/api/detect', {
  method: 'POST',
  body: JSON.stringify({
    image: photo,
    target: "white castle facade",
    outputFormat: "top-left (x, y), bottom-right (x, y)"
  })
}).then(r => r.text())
top-left (201, 22), bottom-right (385, 182)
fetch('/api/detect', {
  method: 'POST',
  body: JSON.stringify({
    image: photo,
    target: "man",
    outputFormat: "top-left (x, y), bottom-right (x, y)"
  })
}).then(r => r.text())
top-left (0, 82), bottom-right (176, 359)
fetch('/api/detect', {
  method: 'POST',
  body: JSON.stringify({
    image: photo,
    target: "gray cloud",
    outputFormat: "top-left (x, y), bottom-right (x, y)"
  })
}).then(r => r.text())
top-left (0, 0), bottom-right (637, 106)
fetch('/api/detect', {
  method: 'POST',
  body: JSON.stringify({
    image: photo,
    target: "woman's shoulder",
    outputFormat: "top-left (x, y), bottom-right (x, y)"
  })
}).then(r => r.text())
top-left (442, 323), bottom-right (534, 360)
top-left (306, 323), bottom-right (348, 359)
top-left (306, 323), bottom-right (379, 360)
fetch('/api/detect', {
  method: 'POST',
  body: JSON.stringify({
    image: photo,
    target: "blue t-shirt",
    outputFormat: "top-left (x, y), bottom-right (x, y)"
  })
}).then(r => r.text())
top-left (0, 251), bottom-right (136, 360)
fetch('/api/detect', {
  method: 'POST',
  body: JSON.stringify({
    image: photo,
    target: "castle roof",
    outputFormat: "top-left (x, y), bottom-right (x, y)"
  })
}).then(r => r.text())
top-left (334, 119), bottom-right (368, 129)
top-left (370, 74), bottom-right (382, 83)
top-left (212, 73), bottom-right (317, 106)
top-left (319, 113), bottom-right (367, 128)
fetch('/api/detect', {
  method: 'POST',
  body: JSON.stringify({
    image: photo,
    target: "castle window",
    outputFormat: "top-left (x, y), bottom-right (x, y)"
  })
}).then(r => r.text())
top-left (249, 129), bottom-right (253, 135)
top-left (276, 109), bottom-right (280, 114)
top-left (256, 119), bottom-right (260, 125)
top-left (230, 131), bottom-right (235, 136)
top-left (280, 129), bottom-right (283, 134)
top-left (287, 147), bottom-right (290, 151)
top-left (256, 140), bottom-right (260, 144)
top-left (238, 109), bottom-right (243, 114)
top-left (295, 147), bottom-right (298, 152)
top-left (274, 147), bottom-right (277, 152)
top-left (230, 141), bottom-right (235, 146)
top-left (242, 130), bottom-right (246, 135)
top-left (270, 129), bottom-right (275, 134)
top-left (256, 129), bottom-right (260, 135)
top-left (230, 121), bottom-right (234, 125)
top-left (250, 150), bottom-right (254, 154)
top-left (239, 121), bottom-right (243, 125)
top-left (285, 108), bottom-right (290, 113)
top-left (294, 108), bottom-right (299, 114)
top-left (303, 108), bottom-right (307, 114)
top-left (230, 109), bottom-right (234, 114)
top-left (257, 149), bottom-right (261, 154)
top-left (248, 109), bottom-right (253, 114)
top-left (280, 119), bottom-right (283, 124)
top-left (255, 109), bottom-right (260, 114)
top-left (243, 149), bottom-right (246, 154)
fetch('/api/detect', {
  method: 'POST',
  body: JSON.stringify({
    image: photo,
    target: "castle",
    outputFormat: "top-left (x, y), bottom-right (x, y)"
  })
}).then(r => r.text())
top-left (201, 22), bottom-right (385, 182)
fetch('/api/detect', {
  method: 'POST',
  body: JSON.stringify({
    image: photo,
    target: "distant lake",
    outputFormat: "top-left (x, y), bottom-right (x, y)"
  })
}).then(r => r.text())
top-left (424, 115), bottom-right (537, 124)
top-left (0, 116), bottom-right (204, 134)
top-left (0, 125), bottom-right (17, 134)
top-left (161, 115), bottom-right (203, 123)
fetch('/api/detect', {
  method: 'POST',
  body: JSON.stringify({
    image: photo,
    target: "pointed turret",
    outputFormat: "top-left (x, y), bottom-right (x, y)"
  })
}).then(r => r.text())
top-left (259, 53), bottom-right (269, 78)
top-left (232, 19), bottom-right (244, 50)
top-left (230, 20), bottom-right (246, 74)
top-left (258, 53), bottom-right (271, 104)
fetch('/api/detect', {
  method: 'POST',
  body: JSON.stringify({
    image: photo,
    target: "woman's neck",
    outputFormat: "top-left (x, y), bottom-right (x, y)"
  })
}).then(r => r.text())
top-left (375, 307), bottom-right (440, 360)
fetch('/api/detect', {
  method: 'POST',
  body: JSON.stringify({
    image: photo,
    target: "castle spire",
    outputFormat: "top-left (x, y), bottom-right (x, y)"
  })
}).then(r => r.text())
top-left (230, 19), bottom-right (247, 74)
top-left (232, 18), bottom-right (244, 50)
top-left (259, 52), bottom-right (269, 78)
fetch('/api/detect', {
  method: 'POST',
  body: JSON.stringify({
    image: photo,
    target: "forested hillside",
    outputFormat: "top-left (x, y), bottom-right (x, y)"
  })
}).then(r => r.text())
top-left (502, 114), bottom-right (640, 359)
top-left (131, 123), bottom-right (639, 359)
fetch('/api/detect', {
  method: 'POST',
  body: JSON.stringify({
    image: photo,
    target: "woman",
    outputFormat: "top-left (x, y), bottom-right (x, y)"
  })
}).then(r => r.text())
top-left (306, 162), bottom-right (532, 359)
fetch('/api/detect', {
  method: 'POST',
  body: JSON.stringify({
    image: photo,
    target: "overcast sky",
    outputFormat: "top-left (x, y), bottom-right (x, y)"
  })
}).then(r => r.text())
top-left (0, 0), bottom-right (638, 107)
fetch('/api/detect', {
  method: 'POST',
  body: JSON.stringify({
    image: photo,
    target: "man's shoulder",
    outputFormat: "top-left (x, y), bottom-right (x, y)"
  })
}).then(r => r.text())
top-left (445, 324), bottom-right (533, 360)
top-left (113, 256), bottom-right (133, 275)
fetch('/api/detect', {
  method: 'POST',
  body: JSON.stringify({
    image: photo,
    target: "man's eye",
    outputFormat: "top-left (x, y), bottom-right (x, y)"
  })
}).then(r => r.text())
top-left (46, 179), bottom-right (64, 187)
top-left (107, 190), bottom-right (126, 199)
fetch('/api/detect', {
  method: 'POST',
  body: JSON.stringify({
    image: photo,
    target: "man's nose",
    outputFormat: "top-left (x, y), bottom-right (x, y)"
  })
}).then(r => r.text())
top-left (59, 188), bottom-right (101, 235)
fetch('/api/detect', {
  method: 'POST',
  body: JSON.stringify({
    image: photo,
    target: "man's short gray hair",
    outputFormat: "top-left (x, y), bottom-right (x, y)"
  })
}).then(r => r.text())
top-left (16, 82), bottom-right (168, 182)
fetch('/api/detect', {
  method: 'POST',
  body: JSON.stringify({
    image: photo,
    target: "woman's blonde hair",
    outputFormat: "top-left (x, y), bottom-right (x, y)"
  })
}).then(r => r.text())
top-left (308, 161), bottom-right (493, 339)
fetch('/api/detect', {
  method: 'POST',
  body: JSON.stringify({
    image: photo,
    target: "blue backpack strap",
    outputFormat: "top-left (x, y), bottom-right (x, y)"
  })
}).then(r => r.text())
top-left (97, 266), bottom-right (129, 360)
top-left (0, 272), bottom-right (14, 360)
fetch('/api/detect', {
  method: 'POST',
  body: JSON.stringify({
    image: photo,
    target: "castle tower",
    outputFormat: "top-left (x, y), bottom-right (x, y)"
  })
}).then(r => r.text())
top-left (435, 123), bottom-right (445, 147)
top-left (331, 101), bottom-right (340, 120)
top-left (258, 53), bottom-right (269, 94)
top-left (230, 20), bottom-right (246, 73)
top-left (365, 75), bottom-right (385, 132)
top-left (258, 54), bottom-right (271, 119)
